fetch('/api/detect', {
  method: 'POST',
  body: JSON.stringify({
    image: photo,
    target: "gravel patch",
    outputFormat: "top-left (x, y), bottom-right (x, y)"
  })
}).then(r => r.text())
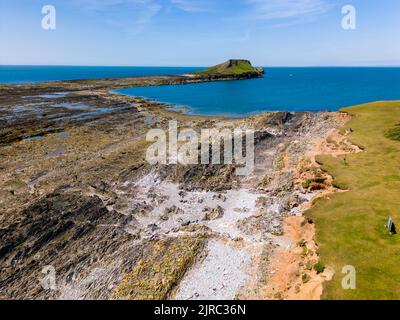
top-left (175, 239), bottom-right (250, 300)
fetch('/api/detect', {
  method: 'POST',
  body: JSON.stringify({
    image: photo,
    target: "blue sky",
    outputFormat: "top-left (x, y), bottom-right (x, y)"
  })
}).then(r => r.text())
top-left (1, 0), bottom-right (400, 66)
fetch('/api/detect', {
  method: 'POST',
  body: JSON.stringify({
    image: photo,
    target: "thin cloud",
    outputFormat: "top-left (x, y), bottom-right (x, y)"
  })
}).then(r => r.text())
top-left (69, 0), bottom-right (154, 11)
top-left (68, 0), bottom-right (162, 33)
top-left (171, 0), bottom-right (213, 13)
top-left (245, 0), bottom-right (333, 20)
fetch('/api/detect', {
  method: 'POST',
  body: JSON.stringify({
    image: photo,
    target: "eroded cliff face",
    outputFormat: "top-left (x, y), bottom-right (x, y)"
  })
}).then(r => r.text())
top-left (0, 73), bottom-right (344, 300)
top-left (197, 71), bottom-right (264, 81)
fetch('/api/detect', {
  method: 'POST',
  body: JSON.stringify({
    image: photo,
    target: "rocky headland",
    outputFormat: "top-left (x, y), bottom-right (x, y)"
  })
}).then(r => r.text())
top-left (0, 61), bottom-right (355, 299)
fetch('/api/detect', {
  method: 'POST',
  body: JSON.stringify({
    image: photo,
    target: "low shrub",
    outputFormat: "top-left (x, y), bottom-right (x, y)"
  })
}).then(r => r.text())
top-left (314, 261), bottom-right (326, 274)
top-left (385, 123), bottom-right (400, 141)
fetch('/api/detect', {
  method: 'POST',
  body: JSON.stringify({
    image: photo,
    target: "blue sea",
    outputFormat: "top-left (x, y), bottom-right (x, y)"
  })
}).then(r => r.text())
top-left (0, 66), bottom-right (199, 84)
top-left (115, 67), bottom-right (400, 116)
top-left (2, 66), bottom-right (400, 115)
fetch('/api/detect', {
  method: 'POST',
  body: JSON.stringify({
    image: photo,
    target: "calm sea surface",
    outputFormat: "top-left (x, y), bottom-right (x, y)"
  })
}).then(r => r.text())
top-left (0, 66), bottom-right (199, 84)
top-left (116, 67), bottom-right (400, 115)
top-left (2, 66), bottom-right (400, 115)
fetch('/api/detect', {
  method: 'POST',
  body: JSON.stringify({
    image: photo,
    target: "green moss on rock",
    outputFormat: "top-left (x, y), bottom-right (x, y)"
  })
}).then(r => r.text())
top-left (112, 235), bottom-right (207, 300)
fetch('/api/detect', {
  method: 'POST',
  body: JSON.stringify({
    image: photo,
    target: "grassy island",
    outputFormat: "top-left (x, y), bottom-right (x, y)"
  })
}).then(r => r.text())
top-left (192, 59), bottom-right (264, 77)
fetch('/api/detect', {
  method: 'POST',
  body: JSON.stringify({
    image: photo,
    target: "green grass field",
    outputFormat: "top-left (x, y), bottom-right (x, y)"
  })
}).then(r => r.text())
top-left (306, 101), bottom-right (400, 300)
top-left (193, 59), bottom-right (262, 76)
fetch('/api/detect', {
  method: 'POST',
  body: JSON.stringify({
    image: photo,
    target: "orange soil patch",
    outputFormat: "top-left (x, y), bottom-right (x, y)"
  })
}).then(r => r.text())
top-left (242, 113), bottom-right (360, 300)
top-left (243, 216), bottom-right (334, 300)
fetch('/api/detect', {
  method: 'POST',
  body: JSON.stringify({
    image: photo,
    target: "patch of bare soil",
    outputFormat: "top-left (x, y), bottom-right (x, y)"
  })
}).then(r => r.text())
top-left (242, 216), bottom-right (334, 300)
top-left (241, 113), bottom-right (363, 300)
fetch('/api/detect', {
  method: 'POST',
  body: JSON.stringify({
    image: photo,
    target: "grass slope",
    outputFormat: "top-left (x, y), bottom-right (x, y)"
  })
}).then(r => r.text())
top-left (307, 101), bottom-right (400, 300)
top-left (193, 59), bottom-right (263, 76)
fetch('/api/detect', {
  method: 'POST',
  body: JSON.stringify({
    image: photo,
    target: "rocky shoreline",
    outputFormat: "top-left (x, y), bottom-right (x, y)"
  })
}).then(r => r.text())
top-left (0, 72), bottom-right (350, 299)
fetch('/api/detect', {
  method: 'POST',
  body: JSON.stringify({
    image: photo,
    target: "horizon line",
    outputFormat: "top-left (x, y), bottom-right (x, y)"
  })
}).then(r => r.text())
top-left (2, 64), bottom-right (400, 68)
